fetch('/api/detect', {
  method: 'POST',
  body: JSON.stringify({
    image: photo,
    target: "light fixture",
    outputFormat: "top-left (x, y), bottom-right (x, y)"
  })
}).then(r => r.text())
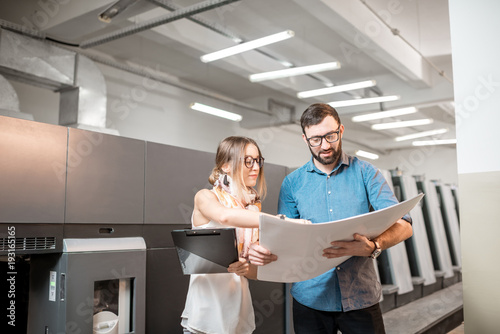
top-left (355, 150), bottom-right (379, 160)
top-left (395, 128), bottom-right (449, 142)
top-left (190, 103), bottom-right (242, 122)
top-left (371, 119), bottom-right (433, 130)
top-left (249, 61), bottom-right (340, 83)
top-left (412, 139), bottom-right (457, 146)
top-left (328, 95), bottom-right (400, 108)
top-left (201, 30), bottom-right (295, 63)
top-left (297, 80), bottom-right (376, 99)
top-left (352, 106), bottom-right (417, 122)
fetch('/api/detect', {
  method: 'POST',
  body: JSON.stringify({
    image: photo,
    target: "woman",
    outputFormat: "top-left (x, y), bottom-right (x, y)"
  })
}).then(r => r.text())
top-left (181, 136), bottom-right (268, 334)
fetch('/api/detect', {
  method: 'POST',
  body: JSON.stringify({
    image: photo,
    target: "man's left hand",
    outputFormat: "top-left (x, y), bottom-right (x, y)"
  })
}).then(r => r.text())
top-left (323, 233), bottom-right (375, 258)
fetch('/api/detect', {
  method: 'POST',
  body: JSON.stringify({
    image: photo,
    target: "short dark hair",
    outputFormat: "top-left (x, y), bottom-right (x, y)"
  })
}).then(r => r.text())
top-left (300, 103), bottom-right (341, 134)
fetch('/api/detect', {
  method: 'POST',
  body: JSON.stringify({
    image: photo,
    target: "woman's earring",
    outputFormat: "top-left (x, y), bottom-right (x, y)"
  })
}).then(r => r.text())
top-left (223, 174), bottom-right (229, 186)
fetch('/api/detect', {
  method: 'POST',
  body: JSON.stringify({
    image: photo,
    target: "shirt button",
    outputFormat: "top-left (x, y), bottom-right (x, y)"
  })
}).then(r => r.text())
top-left (328, 191), bottom-right (331, 195)
top-left (329, 209), bottom-right (333, 212)
top-left (337, 267), bottom-right (341, 270)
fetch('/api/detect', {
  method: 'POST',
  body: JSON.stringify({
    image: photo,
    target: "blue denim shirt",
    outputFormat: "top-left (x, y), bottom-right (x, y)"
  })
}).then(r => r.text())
top-left (278, 152), bottom-right (410, 312)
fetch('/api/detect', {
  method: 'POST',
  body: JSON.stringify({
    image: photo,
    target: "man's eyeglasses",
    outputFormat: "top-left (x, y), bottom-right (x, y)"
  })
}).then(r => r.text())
top-left (305, 127), bottom-right (341, 147)
top-left (243, 156), bottom-right (264, 169)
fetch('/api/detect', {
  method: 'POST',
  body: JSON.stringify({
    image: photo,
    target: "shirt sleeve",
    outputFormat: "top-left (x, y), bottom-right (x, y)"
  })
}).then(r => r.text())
top-left (277, 176), bottom-right (300, 218)
top-left (364, 166), bottom-right (412, 224)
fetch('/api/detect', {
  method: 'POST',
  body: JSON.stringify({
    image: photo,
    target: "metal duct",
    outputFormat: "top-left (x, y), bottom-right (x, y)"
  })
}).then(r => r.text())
top-left (0, 74), bottom-right (19, 112)
top-left (59, 54), bottom-right (108, 129)
top-left (80, 0), bottom-right (241, 48)
top-left (0, 73), bottom-right (34, 120)
top-left (0, 28), bottom-right (114, 133)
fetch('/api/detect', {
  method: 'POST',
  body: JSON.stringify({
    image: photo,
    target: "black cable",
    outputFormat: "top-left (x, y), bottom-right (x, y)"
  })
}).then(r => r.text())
top-left (45, 36), bottom-right (80, 48)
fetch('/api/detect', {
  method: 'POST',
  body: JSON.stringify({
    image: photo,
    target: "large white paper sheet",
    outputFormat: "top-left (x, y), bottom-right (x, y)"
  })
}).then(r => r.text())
top-left (257, 193), bottom-right (424, 283)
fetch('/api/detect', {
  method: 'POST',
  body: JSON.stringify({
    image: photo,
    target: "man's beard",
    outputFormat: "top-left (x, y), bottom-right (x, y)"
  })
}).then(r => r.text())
top-left (310, 139), bottom-right (342, 166)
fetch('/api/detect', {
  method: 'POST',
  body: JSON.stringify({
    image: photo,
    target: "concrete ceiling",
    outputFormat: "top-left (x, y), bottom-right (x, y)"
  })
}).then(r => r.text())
top-left (0, 0), bottom-right (455, 155)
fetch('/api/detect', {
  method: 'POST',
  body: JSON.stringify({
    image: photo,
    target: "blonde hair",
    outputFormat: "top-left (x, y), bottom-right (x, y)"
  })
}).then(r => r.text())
top-left (209, 136), bottom-right (267, 203)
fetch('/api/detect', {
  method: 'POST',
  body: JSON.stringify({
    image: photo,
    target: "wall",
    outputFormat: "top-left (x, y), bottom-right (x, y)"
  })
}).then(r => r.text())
top-left (376, 146), bottom-right (458, 185)
top-left (449, 1), bottom-right (500, 333)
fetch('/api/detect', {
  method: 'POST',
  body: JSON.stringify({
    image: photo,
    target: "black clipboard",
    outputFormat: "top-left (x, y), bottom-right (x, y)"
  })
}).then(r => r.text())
top-left (171, 228), bottom-right (239, 274)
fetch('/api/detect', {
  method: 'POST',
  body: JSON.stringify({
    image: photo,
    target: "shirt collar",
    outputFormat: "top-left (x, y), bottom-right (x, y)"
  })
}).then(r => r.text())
top-left (306, 151), bottom-right (351, 175)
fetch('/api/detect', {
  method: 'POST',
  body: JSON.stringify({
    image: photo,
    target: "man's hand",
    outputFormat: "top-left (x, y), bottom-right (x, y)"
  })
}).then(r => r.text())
top-left (248, 243), bottom-right (277, 266)
top-left (323, 233), bottom-right (375, 258)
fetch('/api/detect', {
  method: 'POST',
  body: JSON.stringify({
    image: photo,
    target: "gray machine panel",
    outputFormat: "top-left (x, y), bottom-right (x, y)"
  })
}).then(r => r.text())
top-left (0, 116), bottom-right (67, 223)
top-left (145, 142), bottom-right (214, 224)
top-left (63, 224), bottom-right (144, 239)
top-left (379, 170), bottom-right (414, 295)
top-left (146, 247), bottom-right (190, 333)
top-left (249, 280), bottom-right (287, 334)
top-left (65, 128), bottom-right (145, 224)
top-left (143, 224), bottom-right (191, 249)
top-left (436, 183), bottom-right (462, 267)
top-left (417, 180), bottom-right (454, 278)
top-left (260, 163), bottom-right (287, 215)
top-left (28, 239), bottom-right (147, 334)
top-left (0, 223), bottom-right (63, 254)
top-left (394, 175), bottom-right (436, 286)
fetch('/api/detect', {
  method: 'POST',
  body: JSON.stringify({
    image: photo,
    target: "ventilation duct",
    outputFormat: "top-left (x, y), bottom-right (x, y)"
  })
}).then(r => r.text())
top-left (0, 28), bottom-right (116, 134)
top-left (0, 73), bottom-right (34, 120)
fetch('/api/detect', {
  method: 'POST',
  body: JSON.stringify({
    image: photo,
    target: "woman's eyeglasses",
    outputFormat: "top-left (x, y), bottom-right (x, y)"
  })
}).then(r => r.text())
top-left (243, 156), bottom-right (264, 169)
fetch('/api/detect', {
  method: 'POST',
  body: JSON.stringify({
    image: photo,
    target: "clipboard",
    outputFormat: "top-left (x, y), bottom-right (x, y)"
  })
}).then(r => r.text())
top-left (171, 228), bottom-right (239, 275)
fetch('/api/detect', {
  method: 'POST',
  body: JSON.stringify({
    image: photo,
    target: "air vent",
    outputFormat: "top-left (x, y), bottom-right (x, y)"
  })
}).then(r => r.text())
top-left (1, 237), bottom-right (56, 251)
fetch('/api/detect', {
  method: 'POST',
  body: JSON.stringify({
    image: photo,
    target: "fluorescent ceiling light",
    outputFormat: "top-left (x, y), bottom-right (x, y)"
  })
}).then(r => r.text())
top-left (355, 150), bottom-right (379, 160)
top-left (328, 95), bottom-right (400, 108)
top-left (352, 106), bottom-right (418, 122)
top-left (297, 80), bottom-right (376, 99)
top-left (201, 30), bottom-right (295, 63)
top-left (371, 118), bottom-right (433, 130)
top-left (412, 139), bottom-right (457, 146)
top-left (190, 103), bottom-right (242, 122)
top-left (395, 128), bottom-right (449, 142)
top-left (249, 61), bottom-right (340, 82)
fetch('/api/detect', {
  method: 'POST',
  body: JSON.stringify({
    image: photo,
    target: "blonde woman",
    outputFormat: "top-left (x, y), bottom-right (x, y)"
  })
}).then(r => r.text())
top-left (181, 136), bottom-right (269, 334)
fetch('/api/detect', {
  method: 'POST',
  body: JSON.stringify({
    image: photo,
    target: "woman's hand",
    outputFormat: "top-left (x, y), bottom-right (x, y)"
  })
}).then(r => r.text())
top-left (228, 258), bottom-right (250, 276)
top-left (248, 243), bottom-right (277, 266)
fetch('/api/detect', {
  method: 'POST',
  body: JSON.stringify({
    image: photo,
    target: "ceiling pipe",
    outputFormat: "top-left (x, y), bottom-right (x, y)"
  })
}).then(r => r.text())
top-left (80, 0), bottom-right (241, 48)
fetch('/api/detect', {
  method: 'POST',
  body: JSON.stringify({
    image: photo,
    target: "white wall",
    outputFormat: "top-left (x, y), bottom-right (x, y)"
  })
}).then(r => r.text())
top-left (449, 1), bottom-right (500, 332)
top-left (376, 146), bottom-right (458, 185)
top-left (6, 61), bottom-right (457, 184)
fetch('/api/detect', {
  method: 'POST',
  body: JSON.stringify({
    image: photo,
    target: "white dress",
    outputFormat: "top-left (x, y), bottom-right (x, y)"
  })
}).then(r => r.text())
top-left (180, 219), bottom-right (256, 334)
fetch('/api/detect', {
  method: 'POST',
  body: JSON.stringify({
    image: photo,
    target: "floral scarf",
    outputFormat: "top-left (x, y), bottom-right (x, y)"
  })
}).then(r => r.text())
top-left (212, 174), bottom-right (260, 259)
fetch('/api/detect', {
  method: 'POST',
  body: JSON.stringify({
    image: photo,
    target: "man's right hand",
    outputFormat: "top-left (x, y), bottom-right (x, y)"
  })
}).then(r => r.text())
top-left (248, 243), bottom-right (277, 266)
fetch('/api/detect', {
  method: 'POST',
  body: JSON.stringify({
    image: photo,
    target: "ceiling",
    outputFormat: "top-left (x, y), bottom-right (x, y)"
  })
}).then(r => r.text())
top-left (0, 0), bottom-right (455, 156)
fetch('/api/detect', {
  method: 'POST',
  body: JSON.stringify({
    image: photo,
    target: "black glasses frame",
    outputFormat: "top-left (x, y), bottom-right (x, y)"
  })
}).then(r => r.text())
top-left (243, 156), bottom-right (264, 169)
top-left (305, 127), bottom-right (341, 147)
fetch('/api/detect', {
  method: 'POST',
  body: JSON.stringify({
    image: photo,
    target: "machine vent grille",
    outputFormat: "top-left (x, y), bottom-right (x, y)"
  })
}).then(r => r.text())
top-left (1, 237), bottom-right (56, 251)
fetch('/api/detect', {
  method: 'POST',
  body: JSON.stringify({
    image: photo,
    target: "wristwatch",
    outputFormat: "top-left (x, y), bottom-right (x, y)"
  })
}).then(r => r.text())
top-left (370, 240), bottom-right (382, 259)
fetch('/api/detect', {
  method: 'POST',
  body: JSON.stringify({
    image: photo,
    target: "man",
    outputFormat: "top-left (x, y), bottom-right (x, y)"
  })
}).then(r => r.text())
top-left (249, 103), bottom-right (412, 334)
